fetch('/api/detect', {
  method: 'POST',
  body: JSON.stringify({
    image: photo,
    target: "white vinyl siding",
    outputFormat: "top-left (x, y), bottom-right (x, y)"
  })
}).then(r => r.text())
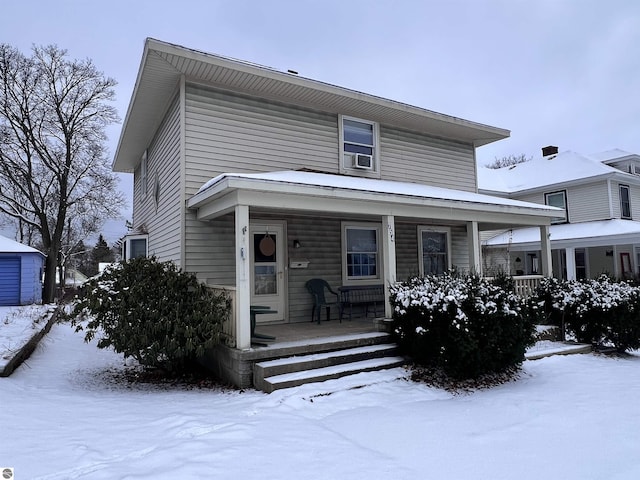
top-left (186, 213), bottom-right (236, 286)
top-left (184, 84), bottom-right (338, 196)
top-left (132, 95), bottom-right (182, 264)
top-left (513, 181), bottom-right (611, 223)
top-left (380, 126), bottom-right (476, 192)
top-left (568, 182), bottom-right (610, 222)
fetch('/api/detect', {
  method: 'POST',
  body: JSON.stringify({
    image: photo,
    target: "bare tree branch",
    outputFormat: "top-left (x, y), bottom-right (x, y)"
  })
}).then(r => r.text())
top-left (0, 43), bottom-right (124, 302)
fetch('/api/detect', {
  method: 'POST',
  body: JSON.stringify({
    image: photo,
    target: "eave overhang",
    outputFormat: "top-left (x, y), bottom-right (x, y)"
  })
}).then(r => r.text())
top-left (186, 172), bottom-right (560, 227)
top-left (484, 219), bottom-right (640, 250)
top-left (113, 38), bottom-right (509, 172)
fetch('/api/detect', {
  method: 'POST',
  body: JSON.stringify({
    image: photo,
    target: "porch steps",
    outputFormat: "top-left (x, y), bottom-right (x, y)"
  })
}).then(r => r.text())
top-left (254, 342), bottom-right (405, 393)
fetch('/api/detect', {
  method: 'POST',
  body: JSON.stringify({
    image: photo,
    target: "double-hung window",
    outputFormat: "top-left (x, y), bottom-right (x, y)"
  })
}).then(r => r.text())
top-left (620, 185), bottom-right (632, 219)
top-left (544, 191), bottom-right (567, 224)
top-left (123, 234), bottom-right (148, 260)
top-left (342, 223), bottom-right (380, 283)
top-left (339, 116), bottom-right (379, 175)
top-left (418, 226), bottom-right (451, 276)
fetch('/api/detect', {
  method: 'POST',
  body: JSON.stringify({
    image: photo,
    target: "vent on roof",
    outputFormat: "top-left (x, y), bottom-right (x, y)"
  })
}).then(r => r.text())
top-left (542, 145), bottom-right (559, 158)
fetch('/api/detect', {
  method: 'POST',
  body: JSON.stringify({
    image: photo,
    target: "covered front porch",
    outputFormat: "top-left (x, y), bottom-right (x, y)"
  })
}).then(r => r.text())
top-left (189, 170), bottom-right (560, 353)
top-left (484, 219), bottom-right (640, 280)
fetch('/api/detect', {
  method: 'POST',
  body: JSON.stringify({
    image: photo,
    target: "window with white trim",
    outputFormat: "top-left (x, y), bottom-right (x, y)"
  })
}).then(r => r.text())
top-left (342, 223), bottom-right (380, 283)
top-left (620, 184), bottom-right (631, 219)
top-left (418, 226), bottom-right (451, 276)
top-left (339, 116), bottom-right (379, 176)
top-left (123, 234), bottom-right (148, 260)
top-left (544, 190), bottom-right (567, 224)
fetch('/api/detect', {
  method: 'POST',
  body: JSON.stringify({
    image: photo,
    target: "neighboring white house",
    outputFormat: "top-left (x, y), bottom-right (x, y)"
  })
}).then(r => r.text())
top-left (479, 147), bottom-right (640, 280)
top-left (112, 38), bottom-right (559, 387)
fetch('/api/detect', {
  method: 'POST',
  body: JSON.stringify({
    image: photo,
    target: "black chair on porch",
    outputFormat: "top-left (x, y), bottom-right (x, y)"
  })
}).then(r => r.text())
top-left (305, 278), bottom-right (341, 324)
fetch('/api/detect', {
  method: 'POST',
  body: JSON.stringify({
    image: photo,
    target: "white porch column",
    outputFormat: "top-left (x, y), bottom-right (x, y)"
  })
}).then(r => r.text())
top-left (565, 246), bottom-right (576, 280)
top-left (467, 221), bottom-right (482, 275)
top-left (382, 215), bottom-right (397, 318)
top-left (539, 225), bottom-right (552, 277)
top-left (235, 205), bottom-right (251, 350)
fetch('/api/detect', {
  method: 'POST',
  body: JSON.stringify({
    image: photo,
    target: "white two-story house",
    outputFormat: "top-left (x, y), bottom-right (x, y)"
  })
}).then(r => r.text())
top-left (112, 38), bottom-right (558, 387)
top-left (480, 147), bottom-right (640, 280)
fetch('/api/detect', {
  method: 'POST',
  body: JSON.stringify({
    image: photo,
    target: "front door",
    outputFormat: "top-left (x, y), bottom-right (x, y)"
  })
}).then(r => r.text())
top-left (250, 222), bottom-right (286, 323)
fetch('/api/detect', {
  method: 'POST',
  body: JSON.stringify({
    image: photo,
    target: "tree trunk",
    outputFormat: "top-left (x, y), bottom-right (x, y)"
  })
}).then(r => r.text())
top-left (42, 247), bottom-right (58, 303)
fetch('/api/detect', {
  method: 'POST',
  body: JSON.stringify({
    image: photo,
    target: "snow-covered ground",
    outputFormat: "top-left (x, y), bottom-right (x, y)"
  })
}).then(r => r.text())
top-left (0, 305), bottom-right (55, 370)
top-left (2, 318), bottom-right (640, 479)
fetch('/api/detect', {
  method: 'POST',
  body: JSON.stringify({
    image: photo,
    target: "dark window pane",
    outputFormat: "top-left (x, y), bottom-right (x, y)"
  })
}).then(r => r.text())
top-left (344, 143), bottom-right (373, 155)
top-left (130, 239), bottom-right (147, 258)
top-left (343, 119), bottom-right (373, 145)
top-left (254, 234), bottom-right (276, 262)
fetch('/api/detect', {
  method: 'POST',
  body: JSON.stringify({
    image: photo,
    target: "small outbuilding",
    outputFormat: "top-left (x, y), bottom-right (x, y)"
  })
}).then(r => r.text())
top-left (0, 235), bottom-right (45, 306)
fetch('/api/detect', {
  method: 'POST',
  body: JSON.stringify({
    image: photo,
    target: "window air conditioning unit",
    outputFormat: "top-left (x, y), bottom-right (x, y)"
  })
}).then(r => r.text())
top-left (353, 153), bottom-right (373, 170)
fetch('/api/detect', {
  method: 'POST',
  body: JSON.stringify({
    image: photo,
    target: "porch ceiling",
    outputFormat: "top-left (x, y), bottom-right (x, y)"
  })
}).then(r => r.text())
top-left (187, 170), bottom-right (560, 227)
top-left (113, 38), bottom-right (509, 172)
top-left (484, 219), bottom-right (640, 250)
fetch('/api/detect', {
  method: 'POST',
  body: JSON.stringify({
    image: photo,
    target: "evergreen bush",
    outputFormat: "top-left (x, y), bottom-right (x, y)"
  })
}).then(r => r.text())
top-left (390, 273), bottom-right (535, 379)
top-left (71, 257), bottom-right (230, 372)
top-left (526, 275), bottom-right (640, 352)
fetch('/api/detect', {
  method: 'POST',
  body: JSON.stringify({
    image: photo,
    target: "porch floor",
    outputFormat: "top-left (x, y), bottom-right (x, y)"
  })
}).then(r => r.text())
top-left (252, 317), bottom-right (383, 346)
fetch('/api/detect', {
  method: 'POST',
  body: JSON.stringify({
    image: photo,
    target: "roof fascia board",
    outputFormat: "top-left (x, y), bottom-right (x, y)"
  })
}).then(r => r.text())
top-left (188, 176), bottom-right (560, 221)
top-left (147, 38), bottom-right (509, 142)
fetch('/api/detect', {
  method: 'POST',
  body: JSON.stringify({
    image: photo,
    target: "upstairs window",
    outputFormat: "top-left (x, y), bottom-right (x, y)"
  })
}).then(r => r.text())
top-left (340, 116), bottom-right (379, 175)
top-left (544, 190), bottom-right (567, 224)
top-left (620, 184), bottom-right (632, 219)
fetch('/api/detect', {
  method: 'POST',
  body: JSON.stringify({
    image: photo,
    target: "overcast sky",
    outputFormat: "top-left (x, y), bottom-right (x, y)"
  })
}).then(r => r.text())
top-left (3, 0), bottom-right (640, 243)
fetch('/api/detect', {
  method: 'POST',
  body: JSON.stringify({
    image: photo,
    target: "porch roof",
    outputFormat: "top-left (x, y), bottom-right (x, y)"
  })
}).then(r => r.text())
top-left (484, 219), bottom-right (640, 250)
top-left (187, 170), bottom-right (561, 226)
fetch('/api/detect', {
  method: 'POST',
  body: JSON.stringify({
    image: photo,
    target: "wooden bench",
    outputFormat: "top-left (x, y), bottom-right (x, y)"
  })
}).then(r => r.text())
top-left (338, 285), bottom-right (385, 321)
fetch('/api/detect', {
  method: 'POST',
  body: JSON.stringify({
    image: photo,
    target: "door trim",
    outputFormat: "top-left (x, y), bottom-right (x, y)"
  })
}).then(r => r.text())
top-left (249, 220), bottom-right (287, 323)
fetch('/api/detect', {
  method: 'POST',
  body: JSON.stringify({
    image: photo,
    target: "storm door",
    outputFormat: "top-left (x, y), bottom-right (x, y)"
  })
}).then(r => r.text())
top-left (250, 223), bottom-right (285, 323)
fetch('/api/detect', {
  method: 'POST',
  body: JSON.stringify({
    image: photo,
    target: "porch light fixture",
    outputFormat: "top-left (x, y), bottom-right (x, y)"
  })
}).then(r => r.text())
top-left (515, 257), bottom-right (521, 263)
top-left (293, 239), bottom-right (301, 249)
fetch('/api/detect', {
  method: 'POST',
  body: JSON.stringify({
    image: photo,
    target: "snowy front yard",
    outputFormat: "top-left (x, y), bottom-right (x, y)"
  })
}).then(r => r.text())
top-left (1, 319), bottom-right (640, 479)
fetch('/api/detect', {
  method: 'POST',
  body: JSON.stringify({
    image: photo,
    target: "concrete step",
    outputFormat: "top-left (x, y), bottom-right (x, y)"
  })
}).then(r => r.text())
top-left (261, 356), bottom-right (406, 393)
top-left (255, 342), bottom-right (405, 393)
top-left (254, 343), bottom-right (399, 380)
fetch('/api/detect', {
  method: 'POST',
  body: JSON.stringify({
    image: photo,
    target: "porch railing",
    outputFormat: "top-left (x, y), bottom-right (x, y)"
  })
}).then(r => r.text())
top-left (207, 284), bottom-right (236, 347)
top-left (484, 275), bottom-right (543, 298)
top-left (511, 275), bottom-right (543, 298)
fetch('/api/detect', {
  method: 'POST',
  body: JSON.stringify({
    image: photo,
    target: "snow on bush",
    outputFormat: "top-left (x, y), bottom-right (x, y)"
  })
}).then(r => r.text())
top-left (390, 273), bottom-right (535, 379)
top-left (529, 275), bottom-right (640, 352)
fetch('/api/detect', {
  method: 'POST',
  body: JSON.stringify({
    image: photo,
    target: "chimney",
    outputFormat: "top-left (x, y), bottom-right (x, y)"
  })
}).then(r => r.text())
top-left (542, 145), bottom-right (559, 157)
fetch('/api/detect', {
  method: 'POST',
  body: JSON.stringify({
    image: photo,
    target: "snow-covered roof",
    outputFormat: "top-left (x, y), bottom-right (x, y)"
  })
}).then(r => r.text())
top-left (587, 149), bottom-right (639, 163)
top-left (192, 170), bottom-right (560, 214)
top-left (0, 235), bottom-right (44, 255)
top-left (477, 150), bottom-right (622, 194)
top-left (484, 219), bottom-right (640, 250)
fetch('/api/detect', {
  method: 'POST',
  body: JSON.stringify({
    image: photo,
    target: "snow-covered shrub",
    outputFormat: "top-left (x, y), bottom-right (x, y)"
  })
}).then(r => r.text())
top-left (70, 257), bottom-right (230, 372)
top-left (527, 275), bottom-right (640, 352)
top-left (390, 273), bottom-right (535, 379)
